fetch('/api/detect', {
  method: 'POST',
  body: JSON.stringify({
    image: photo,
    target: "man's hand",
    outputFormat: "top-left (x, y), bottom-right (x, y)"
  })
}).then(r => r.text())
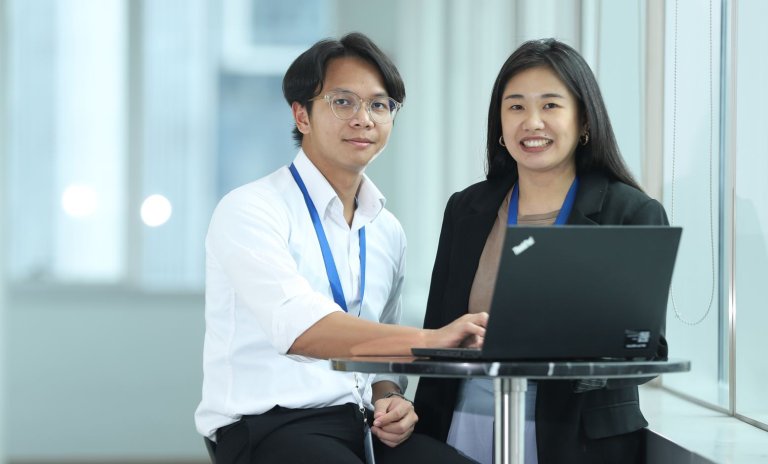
top-left (427, 312), bottom-right (488, 349)
top-left (371, 394), bottom-right (418, 447)
top-left (347, 311), bottom-right (488, 356)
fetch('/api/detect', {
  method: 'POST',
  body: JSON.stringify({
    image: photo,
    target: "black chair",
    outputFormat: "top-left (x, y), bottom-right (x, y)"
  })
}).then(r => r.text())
top-left (204, 437), bottom-right (217, 464)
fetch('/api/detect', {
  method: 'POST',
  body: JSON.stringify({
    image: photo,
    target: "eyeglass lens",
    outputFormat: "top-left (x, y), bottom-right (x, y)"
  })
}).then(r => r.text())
top-left (327, 92), bottom-right (398, 123)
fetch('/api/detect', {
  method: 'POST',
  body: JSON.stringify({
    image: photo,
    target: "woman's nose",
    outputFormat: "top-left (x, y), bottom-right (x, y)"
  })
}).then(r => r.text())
top-left (522, 111), bottom-right (544, 131)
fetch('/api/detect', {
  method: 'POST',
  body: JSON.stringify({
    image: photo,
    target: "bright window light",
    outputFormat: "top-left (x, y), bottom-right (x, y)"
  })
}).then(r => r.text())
top-left (61, 184), bottom-right (99, 218)
top-left (141, 194), bottom-right (172, 227)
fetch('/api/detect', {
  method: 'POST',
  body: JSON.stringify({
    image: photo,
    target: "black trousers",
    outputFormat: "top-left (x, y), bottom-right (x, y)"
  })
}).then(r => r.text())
top-left (215, 404), bottom-right (477, 464)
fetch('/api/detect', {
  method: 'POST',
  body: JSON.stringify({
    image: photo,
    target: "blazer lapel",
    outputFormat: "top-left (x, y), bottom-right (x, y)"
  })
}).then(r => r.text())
top-left (458, 176), bottom-right (516, 258)
top-left (444, 176), bottom-right (515, 321)
top-left (568, 173), bottom-right (609, 225)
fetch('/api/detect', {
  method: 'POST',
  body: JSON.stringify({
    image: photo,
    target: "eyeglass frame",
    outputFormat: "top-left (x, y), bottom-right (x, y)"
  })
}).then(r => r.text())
top-left (309, 90), bottom-right (403, 124)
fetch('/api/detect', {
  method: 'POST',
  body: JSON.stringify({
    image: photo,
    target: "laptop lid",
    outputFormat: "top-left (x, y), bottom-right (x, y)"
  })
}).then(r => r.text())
top-left (473, 225), bottom-right (681, 361)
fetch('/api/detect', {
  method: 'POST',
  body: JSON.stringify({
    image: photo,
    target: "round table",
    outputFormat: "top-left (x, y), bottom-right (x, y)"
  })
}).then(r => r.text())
top-left (331, 357), bottom-right (690, 464)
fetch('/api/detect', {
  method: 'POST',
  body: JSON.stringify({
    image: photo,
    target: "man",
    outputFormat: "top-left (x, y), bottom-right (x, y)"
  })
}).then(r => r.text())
top-left (195, 32), bottom-right (486, 464)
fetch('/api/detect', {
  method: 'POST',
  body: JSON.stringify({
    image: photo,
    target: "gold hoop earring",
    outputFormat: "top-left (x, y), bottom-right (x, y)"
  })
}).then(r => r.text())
top-left (580, 131), bottom-right (590, 146)
top-left (499, 136), bottom-right (506, 147)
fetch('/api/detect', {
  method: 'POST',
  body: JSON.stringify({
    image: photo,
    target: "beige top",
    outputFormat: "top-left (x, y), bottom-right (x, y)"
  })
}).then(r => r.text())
top-left (467, 188), bottom-right (558, 314)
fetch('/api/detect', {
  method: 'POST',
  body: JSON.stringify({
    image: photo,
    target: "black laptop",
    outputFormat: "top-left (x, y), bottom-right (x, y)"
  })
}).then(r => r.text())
top-left (411, 226), bottom-right (682, 361)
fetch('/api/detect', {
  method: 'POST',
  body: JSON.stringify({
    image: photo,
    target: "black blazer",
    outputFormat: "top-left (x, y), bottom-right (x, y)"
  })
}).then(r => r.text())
top-left (413, 171), bottom-right (669, 463)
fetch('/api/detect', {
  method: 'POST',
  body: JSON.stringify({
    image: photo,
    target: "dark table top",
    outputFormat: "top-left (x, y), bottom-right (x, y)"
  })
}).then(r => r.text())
top-left (330, 357), bottom-right (690, 379)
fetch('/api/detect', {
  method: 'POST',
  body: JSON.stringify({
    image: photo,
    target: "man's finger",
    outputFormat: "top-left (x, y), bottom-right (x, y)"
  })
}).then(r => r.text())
top-left (372, 426), bottom-right (412, 447)
top-left (372, 399), bottom-right (410, 427)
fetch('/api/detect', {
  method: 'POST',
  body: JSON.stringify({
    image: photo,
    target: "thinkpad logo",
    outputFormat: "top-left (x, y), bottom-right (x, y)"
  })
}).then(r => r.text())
top-left (512, 236), bottom-right (535, 255)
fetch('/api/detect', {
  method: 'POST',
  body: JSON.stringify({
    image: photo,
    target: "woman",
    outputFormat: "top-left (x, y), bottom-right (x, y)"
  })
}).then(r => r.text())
top-left (413, 39), bottom-right (669, 464)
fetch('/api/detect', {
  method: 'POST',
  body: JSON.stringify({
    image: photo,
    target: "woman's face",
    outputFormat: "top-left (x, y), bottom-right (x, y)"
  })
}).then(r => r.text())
top-left (499, 66), bottom-right (583, 178)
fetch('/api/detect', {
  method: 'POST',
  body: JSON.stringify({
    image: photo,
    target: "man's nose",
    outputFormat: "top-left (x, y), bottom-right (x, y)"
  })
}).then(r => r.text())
top-left (350, 103), bottom-right (374, 128)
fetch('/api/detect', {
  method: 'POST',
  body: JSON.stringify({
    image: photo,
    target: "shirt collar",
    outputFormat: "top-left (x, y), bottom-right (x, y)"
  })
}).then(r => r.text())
top-left (291, 149), bottom-right (386, 225)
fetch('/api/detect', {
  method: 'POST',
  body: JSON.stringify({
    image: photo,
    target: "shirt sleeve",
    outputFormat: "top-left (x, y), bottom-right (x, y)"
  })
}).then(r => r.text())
top-left (206, 188), bottom-right (342, 354)
top-left (372, 226), bottom-right (408, 392)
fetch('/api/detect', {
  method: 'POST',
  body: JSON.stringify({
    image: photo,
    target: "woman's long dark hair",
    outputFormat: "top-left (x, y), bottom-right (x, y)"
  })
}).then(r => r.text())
top-left (485, 38), bottom-right (641, 191)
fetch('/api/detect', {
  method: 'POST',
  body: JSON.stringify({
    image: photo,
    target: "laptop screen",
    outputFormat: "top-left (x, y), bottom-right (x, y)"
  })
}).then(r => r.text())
top-left (476, 226), bottom-right (681, 361)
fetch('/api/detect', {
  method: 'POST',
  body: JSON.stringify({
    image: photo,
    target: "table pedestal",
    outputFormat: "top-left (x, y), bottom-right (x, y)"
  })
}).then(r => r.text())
top-left (495, 377), bottom-right (527, 464)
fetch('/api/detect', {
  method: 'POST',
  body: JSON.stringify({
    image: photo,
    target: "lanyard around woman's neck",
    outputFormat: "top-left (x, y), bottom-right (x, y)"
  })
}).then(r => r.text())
top-left (289, 163), bottom-right (365, 314)
top-left (508, 176), bottom-right (579, 226)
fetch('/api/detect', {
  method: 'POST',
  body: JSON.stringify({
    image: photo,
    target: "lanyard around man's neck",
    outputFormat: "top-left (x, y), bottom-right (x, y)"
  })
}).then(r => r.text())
top-left (508, 176), bottom-right (579, 226)
top-left (289, 163), bottom-right (365, 314)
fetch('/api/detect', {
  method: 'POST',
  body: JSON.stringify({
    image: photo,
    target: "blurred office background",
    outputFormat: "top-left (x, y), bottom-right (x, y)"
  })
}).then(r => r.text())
top-left (1, 0), bottom-right (767, 462)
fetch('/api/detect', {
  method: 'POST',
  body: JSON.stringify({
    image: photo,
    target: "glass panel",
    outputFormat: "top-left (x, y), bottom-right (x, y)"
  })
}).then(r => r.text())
top-left (215, 0), bottom-right (331, 197)
top-left (54, 0), bottom-right (127, 281)
top-left (733, 0), bottom-right (768, 427)
top-left (595, 0), bottom-right (644, 182)
top-left (6, 0), bottom-right (57, 282)
top-left (216, 74), bottom-right (295, 199)
top-left (661, 0), bottom-right (726, 408)
top-left (7, 0), bottom-right (127, 284)
top-left (136, 0), bottom-right (214, 290)
top-left (250, 0), bottom-right (328, 45)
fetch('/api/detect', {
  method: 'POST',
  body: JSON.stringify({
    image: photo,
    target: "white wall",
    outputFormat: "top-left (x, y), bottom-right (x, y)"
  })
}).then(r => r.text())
top-left (6, 290), bottom-right (206, 461)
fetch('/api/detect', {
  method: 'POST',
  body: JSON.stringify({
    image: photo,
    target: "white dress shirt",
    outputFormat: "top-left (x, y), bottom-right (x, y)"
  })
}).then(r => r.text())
top-left (195, 150), bottom-right (407, 440)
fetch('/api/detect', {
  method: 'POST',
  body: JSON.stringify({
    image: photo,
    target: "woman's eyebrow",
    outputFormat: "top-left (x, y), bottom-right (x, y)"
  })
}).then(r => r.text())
top-left (503, 92), bottom-right (566, 100)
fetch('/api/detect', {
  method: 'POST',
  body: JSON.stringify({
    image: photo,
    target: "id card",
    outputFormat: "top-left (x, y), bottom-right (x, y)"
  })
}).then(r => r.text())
top-left (363, 422), bottom-right (376, 464)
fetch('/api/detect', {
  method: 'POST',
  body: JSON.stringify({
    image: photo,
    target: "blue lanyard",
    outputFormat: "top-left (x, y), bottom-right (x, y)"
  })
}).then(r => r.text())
top-left (508, 176), bottom-right (579, 226)
top-left (289, 163), bottom-right (365, 313)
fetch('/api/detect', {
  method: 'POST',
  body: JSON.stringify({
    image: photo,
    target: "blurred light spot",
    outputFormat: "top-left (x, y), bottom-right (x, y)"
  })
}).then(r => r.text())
top-left (141, 194), bottom-right (172, 227)
top-left (61, 184), bottom-right (99, 217)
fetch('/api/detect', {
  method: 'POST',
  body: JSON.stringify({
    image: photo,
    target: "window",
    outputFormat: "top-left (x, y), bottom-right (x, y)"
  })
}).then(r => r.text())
top-left (7, 0), bottom-right (128, 284)
top-left (733, 0), bottom-right (768, 428)
top-left (660, 0), bottom-right (768, 431)
top-left (5, 0), bottom-right (330, 291)
top-left (661, 0), bottom-right (725, 408)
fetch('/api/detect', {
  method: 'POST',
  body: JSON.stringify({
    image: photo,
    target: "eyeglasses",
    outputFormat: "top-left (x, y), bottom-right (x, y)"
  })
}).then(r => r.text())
top-left (311, 91), bottom-right (402, 124)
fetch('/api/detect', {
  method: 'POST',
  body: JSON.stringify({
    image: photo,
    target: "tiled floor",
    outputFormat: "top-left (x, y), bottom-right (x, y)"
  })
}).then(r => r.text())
top-left (640, 384), bottom-right (768, 463)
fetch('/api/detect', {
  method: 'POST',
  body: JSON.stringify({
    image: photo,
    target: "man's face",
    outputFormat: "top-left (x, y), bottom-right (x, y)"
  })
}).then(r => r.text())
top-left (293, 57), bottom-right (394, 177)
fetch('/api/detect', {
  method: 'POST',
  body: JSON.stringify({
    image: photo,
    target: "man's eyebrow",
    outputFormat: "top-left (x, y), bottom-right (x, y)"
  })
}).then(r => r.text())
top-left (328, 87), bottom-right (351, 93)
top-left (328, 87), bottom-right (389, 97)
